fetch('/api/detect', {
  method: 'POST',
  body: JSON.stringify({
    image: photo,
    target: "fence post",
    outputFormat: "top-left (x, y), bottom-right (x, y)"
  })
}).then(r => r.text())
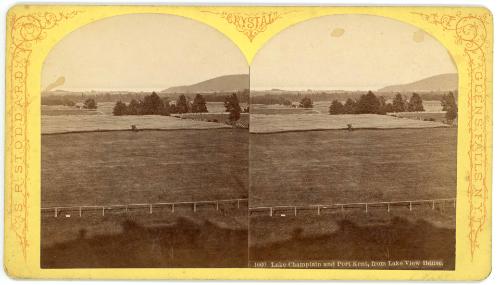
top-left (149, 204), bottom-right (153, 214)
top-left (294, 206), bottom-right (297, 216)
top-left (172, 204), bottom-right (175, 213)
top-left (269, 207), bottom-right (273, 217)
top-left (409, 202), bottom-right (412, 211)
top-left (102, 207), bottom-right (105, 216)
top-left (194, 203), bottom-right (197, 212)
top-left (365, 203), bottom-right (368, 213)
top-left (387, 203), bottom-right (390, 213)
top-left (79, 207), bottom-right (82, 217)
top-left (216, 201), bottom-right (219, 211)
top-left (432, 200), bottom-right (435, 210)
top-left (317, 206), bottom-right (321, 216)
top-left (453, 199), bottom-right (456, 208)
top-left (54, 208), bottom-right (58, 218)
top-left (237, 200), bottom-right (240, 209)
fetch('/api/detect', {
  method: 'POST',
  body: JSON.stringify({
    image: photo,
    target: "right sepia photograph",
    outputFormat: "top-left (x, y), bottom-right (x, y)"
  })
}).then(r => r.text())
top-left (248, 14), bottom-right (458, 270)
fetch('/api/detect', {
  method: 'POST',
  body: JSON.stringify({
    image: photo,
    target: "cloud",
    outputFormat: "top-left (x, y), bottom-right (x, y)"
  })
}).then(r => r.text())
top-left (413, 30), bottom-right (426, 43)
top-left (44, 76), bottom-right (66, 91)
top-left (330, 28), bottom-right (345, 38)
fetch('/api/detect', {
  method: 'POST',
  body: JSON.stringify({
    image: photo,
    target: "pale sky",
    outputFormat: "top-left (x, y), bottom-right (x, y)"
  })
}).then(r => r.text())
top-left (42, 14), bottom-right (248, 92)
top-left (251, 14), bottom-right (457, 91)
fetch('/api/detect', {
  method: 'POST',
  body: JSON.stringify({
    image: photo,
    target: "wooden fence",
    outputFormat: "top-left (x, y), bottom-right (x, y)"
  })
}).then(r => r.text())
top-left (41, 197), bottom-right (455, 218)
top-left (249, 198), bottom-right (456, 217)
top-left (42, 198), bottom-right (248, 218)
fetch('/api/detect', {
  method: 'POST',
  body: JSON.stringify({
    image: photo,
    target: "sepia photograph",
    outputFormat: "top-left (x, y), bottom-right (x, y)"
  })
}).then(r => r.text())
top-left (248, 14), bottom-right (457, 270)
top-left (40, 12), bottom-right (459, 271)
top-left (40, 14), bottom-right (250, 268)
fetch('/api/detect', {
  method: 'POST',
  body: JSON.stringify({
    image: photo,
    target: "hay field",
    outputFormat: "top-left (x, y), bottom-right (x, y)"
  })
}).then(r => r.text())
top-left (250, 128), bottom-right (457, 207)
top-left (250, 114), bottom-right (449, 133)
top-left (42, 114), bottom-right (231, 134)
top-left (42, 129), bottom-right (248, 207)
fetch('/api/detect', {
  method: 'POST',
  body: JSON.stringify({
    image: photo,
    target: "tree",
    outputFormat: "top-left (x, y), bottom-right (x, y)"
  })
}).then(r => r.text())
top-left (329, 100), bottom-right (344, 115)
top-left (392, 93), bottom-right (406, 112)
top-left (407, 93), bottom-right (425, 112)
top-left (142, 92), bottom-right (165, 115)
top-left (283, 99), bottom-right (292, 106)
top-left (441, 92), bottom-right (458, 123)
top-left (384, 103), bottom-right (394, 113)
top-left (378, 96), bottom-right (387, 115)
top-left (83, 98), bottom-right (97, 109)
top-left (113, 101), bottom-right (127, 116)
top-left (127, 99), bottom-right (141, 115)
top-left (343, 98), bottom-right (356, 114)
top-left (176, 94), bottom-right (189, 113)
top-left (299, 97), bottom-right (313, 108)
top-left (355, 91), bottom-right (380, 114)
top-left (224, 93), bottom-right (241, 121)
top-left (191, 94), bottom-right (208, 113)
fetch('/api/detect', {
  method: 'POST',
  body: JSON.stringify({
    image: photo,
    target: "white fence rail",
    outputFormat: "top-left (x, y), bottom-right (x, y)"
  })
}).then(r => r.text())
top-left (41, 197), bottom-right (455, 218)
top-left (42, 198), bottom-right (248, 218)
top-left (249, 198), bottom-right (456, 217)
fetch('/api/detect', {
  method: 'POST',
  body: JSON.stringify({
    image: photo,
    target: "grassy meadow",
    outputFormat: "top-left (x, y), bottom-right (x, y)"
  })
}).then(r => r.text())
top-left (42, 129), bottom-right (248, 207)
top-left (250, 114), bottom-right (448, 133)
top-left (250, 128), bottom-right (457, 207)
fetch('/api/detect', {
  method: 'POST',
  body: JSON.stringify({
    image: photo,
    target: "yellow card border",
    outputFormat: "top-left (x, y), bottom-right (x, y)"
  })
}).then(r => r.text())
top-left (3, 5), bottom-right (493, 280)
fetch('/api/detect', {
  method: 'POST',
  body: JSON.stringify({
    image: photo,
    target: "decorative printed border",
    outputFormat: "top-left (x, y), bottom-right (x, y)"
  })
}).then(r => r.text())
top-left (4, 6), bottom-right (492, 278)
top-left (201, 10), bottom-right (295, 41)
top-left (8, 10), bottom-right (82, 260)
top-left (413, 11), bottom-right (489, 261)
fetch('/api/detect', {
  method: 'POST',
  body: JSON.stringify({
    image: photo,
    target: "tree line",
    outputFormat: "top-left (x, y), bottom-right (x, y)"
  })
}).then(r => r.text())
top-left (328, 91), bottom-right (458, 122)
top-left (113, 92), bottom-right (245, 121)
top-left (329, 91), bottom-right (425, 115)
top-left (251, 90), bottom-right (457, 105)
top-left (42, 89), bottom-right (249, 104)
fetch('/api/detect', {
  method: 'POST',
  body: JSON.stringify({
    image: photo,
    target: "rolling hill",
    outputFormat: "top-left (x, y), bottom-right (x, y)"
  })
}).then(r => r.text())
top-left (162, 74), bottom-right (249, 93)
top-left (378, 73), bottom-right (458, 92)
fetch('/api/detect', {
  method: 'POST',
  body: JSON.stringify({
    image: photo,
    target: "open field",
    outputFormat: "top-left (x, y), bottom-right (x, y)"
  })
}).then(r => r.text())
top-left (42, 129), bottom-right (248, 207)
top-left (42, 115), bottom-right (231, 134)
top-left (249, 127), bottom-right (456, 266)
top-left (250, 128), bottom-right (456, 207)
top-left (175, 113), bottom-right (249, 128)
top-left (42, 128), bottom-right (249, 267)
top-left (390, 112), bottom-right (447, 122)
top-left (251, 104), bottom-right (319, 115)
top-left (250, 114), bottom-right (449, 133)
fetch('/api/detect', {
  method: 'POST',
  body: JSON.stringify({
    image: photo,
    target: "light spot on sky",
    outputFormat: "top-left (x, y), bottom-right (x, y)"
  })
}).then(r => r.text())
top-left (413, 29), bottom-right (426, 43)
top-left (330, 28), bottom-right (345, 38)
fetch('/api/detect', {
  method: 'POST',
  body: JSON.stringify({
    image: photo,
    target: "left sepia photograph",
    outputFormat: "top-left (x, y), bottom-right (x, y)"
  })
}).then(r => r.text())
top-left (40, 14), bottom-right (250, 268)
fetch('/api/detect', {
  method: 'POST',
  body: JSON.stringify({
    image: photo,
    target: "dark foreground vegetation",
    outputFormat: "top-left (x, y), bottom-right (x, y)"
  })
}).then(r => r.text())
top-left (250, 217), bottom-right (455, 270)
top-left (41, 217), bottom-right (248, 268)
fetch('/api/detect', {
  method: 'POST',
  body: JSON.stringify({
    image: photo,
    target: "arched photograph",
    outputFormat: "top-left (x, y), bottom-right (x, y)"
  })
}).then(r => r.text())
top-left (249, 14), bottom-right (458, 270)
top-left (41, 14), bottom-right (250, 268)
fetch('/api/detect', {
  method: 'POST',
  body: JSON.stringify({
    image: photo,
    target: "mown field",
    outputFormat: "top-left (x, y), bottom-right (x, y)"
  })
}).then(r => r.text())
top-left (42, 114), bottom-right (231, 134)
top-left (250, 128), bottom-right (457, 207)
top-left (250, 114), bottom-right (448, 133)
top-left (42, 129), bottom-right (248, 207)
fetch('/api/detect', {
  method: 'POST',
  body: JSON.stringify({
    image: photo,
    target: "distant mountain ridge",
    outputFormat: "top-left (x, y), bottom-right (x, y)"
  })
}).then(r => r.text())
top-left (378, 73), bottom-right (458, 92)
top-left (162, 74), bottom-right (249, 93)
